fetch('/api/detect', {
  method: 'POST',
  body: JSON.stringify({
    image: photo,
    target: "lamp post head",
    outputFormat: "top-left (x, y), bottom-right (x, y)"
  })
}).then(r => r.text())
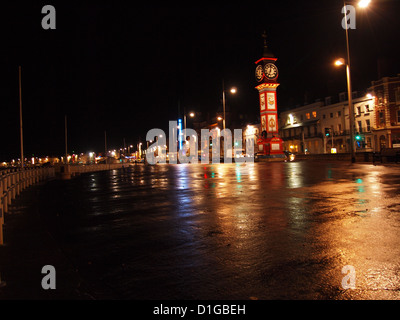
top-left (358, 0), bottom-right (371, 8)
top-left (334, 58), bottom-right (345, 66)
top-left (230, 87), bottom-right (237, 94)
top-left (189, 112), bottom-right (195, 117)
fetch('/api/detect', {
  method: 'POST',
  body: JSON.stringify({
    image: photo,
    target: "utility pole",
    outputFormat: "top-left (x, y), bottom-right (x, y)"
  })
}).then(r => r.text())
top-left (65, 115), bottom-right (68, 164)
top-left (104, 130), bottom-right (107, 163)
top-left (19, 66), bottom-right (24, 168)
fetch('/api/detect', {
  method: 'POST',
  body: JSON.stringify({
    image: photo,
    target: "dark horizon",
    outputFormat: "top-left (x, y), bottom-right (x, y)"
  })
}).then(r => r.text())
top-left (1, 1), bottom-right (399, 161)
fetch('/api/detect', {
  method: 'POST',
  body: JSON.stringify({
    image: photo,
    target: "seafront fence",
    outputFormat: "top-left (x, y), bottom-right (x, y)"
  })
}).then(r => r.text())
top-left (0, 167), bottom-right (55, 245)
top-left (0, 163), bottom-right (124, 245)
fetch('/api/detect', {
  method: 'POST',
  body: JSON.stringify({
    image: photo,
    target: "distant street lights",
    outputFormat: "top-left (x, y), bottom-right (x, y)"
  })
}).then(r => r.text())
top-left (335, 0), bottom-right (371, 163)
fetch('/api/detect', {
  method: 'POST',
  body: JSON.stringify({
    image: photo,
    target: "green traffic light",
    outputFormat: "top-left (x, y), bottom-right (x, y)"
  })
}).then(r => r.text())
top-left (355, 135), bottom-right (361, 140)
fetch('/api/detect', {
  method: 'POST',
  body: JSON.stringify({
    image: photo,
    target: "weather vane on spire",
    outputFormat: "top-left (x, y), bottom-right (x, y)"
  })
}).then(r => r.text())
top-left (261, 30), bottom-right (274, 58)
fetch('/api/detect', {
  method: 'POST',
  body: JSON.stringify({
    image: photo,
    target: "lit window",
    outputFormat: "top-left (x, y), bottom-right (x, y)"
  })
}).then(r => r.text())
top-left (358, 121), bottom-right (362, 133)
top-left (312, 111), bottom-right (317, 118)
top-left (366, 119), bottom-right (371, 132)
top-left (306, 113), bottom-right (310, 120)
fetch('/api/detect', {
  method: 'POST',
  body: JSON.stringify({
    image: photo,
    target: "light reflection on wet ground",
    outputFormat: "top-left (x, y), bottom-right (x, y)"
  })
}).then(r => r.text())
top-left (35, 162), bottom-right (400, 299)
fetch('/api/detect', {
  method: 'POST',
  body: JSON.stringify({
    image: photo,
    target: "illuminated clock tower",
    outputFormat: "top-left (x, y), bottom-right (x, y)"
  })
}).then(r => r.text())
top-left (254, 32), bottom-right (285, 159)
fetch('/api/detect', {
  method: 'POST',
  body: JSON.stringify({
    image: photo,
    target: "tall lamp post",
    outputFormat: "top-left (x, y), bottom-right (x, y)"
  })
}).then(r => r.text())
top-left (222, 81), bottom-right (237, 130)
top-left (336, 0), bottom-right (371, 163)
top-left (18, 66), bottom-right (24, 168)
top-left (184, 112), bottom-right (195, 132)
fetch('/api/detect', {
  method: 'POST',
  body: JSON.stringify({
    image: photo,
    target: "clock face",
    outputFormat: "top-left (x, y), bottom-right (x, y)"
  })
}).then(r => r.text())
top-left (255, 65), bottom-right (264, 82)
top-left (264, 63), bottom-right (278, 80)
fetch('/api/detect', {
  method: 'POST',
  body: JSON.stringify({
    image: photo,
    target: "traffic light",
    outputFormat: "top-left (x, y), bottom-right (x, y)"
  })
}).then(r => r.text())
top-left (325, 128), bottom-right (330, 137)
top-left (355, 134), bottom-right (361, 141)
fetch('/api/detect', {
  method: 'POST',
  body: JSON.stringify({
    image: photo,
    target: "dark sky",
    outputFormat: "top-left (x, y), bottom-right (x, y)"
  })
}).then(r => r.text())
top-left (1, 0), bottom-right (399, 160)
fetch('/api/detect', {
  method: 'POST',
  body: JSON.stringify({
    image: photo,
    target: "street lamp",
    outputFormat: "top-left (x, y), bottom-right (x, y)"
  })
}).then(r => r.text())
top-left (358, 0), bottom-right (371, 8)
top-left (337, 0), bottom-right (371, 163)
top-left (222, 81), bottom-right (237, 131)
top-left (184, 111), bottom-right (195, 132)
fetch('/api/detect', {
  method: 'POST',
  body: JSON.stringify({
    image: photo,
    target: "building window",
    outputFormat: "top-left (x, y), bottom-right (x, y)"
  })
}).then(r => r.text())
top-left (397, 109), bottom-right (400, 123)
top-left (323, 114), bottom-right (326, 119)
top-left (396, 89), bottom-right (400, 104)
top-left (366, 137), bottom-right (372, 148)
top-left (337, 111), bottom-right (341, 117)
top-left (306, 113), bottom-right (310, 120)
top-left (366, 119), bottom-right (371, 132)
top-left (379, 111), bottom-right (385, 125)
top-left (338, 124), bottom-right (342, 133)
top-left (356, 106), bottom-right (361, 116)
top-left (330, 113), bottom-right (333, 118)
top-left (312, 111), bottom-right (317, 118)
top-left (365, 105), bottom-right (370, 113)
top-left (358, 121), bottom-right (362, 133)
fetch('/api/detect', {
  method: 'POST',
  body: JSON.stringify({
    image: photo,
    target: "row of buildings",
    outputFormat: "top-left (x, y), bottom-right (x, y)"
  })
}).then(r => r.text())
top-left (244, 74), bottom-right (400, 155)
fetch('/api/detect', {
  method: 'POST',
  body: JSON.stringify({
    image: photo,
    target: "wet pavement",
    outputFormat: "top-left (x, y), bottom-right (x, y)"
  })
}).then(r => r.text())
top-left (1, 161), bottom-right (400, 300)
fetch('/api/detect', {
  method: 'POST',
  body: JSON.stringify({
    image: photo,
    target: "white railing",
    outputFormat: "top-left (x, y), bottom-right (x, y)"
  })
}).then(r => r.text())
top-left (0, 163), bottom-right (125, 245)
top-left (0, 167), bottom-right (55, 245)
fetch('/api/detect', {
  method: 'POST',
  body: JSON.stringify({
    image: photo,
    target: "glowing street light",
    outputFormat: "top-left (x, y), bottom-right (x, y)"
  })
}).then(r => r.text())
top-left (358, 0), bottom-right (371, 8)
top-left (222, 82), bottom-right (237, 130)
top-left (334, 58), bottom-right (345, 66)
top-left (337, 0), bottom-right (371, 163)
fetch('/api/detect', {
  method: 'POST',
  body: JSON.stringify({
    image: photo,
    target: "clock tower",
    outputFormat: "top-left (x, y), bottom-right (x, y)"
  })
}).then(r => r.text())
top-left (254, 32), bottom-right (285, 160)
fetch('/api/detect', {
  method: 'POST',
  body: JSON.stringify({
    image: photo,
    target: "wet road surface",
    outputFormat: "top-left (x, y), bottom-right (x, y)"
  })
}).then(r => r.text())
top-left (2, 161), bottom-right (400, 299)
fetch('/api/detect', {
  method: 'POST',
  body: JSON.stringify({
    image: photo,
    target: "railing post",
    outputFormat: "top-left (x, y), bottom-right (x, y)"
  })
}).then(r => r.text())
top-left (0, 179), bottom-right (3, 226)
top-left (0, 207), bottom-right (3, 246)
top-left (11, 170), bottom-right (16, 200)
top-left (2, 171), bottom-right (8, 214)
top-left (16, 170), bottom-right (21, 196)
top-left (22, 169), bottom-right (26, 190)
top-left (7, 172), bottom-right (11, 206)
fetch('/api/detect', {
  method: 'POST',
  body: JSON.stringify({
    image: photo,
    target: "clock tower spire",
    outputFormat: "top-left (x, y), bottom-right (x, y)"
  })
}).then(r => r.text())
top-left (254, 31), bottom-right (285, 161)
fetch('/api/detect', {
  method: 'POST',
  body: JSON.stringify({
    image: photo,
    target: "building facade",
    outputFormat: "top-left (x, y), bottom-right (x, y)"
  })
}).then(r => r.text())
top-left (278, 74), bottom-right (400, 154)
top-left (368, 75), bottom-right (400, 149)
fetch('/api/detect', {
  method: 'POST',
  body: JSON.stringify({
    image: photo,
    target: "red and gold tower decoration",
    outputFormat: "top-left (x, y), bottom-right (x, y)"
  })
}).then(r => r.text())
top-left (254, 32), bottom-right (285, 159)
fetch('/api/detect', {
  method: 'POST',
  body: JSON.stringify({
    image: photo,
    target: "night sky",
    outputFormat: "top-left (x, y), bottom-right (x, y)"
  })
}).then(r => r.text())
top-left (1, 0), bottom-right (399, 160)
